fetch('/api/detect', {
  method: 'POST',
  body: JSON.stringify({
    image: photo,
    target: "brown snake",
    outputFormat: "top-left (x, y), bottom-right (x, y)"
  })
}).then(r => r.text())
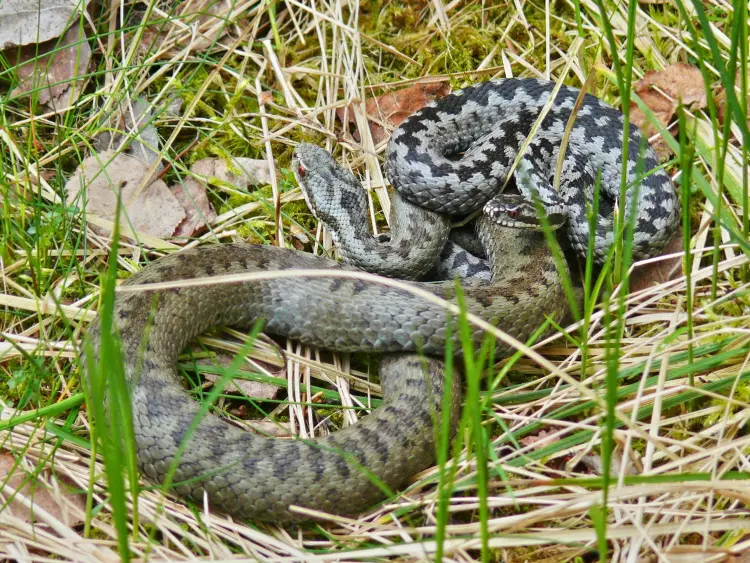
top-left (83, 149), bottom-right (569, 522)
top-left (83, 78), bottom-right (678, 521)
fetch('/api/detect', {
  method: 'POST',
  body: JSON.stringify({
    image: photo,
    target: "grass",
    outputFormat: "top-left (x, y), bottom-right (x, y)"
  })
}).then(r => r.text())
top-left (1, 0), bottom-right (749, 561)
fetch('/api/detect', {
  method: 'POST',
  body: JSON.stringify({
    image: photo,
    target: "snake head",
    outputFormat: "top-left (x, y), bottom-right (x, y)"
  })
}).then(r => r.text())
top-left (292, 143), bottom-right (368, 232)
top-left (483, 193), bottom-right (567, 231)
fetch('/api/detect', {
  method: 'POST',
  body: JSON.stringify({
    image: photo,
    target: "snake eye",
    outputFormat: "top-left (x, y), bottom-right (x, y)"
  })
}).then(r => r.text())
top-left (507, 208), bottom-right (519, 219)
top-left (297, 164), bottom-right (307, 178)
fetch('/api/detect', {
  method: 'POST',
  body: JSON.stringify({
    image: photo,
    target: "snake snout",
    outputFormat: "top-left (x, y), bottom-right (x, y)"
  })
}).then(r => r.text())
top-left (483, 193), bottom-right (567, 231)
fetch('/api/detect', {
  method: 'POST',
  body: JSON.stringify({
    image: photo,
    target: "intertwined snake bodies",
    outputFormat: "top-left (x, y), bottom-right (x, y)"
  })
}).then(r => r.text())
top-left (387, 78), bottom-right (680, 263)
top-left (84, 78), bottom-right (679, 522)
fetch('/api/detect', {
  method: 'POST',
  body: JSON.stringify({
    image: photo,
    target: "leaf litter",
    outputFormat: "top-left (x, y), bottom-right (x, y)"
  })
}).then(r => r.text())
top-left (630, 62), bottom-right (708, 160)
top-left (8, 25), bottom-right (91, 109)
top-left (0, 0), bottom-right (91, 50)
top-left (336, 79), bottom-right (452, 144)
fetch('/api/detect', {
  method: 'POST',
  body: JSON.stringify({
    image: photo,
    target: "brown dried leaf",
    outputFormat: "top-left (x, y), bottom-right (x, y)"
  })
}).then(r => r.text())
top-left (198, 353), bottom-right (279, 400)
top-left (245, 420), bottom-right (292, 438)
top-left (65, 150), bottom-right (185, 238)
top-left (126, 0), bottom-right (249, 57)
top-left (336, 79), bottom-right (452, 145)
top-left (289, 223), bottom-right (310, 244)
top-left (174, 0), bottom-right (247, 52)
top-left (0, 0), bottom-right (90, 49)
top-left (133, 0), bottom-right (248, 56)
top-left (258, 90), bottom-right (273, 105)
top-left (9, 25), bottom-right (91, 108)
top-left (203, 371), bottom-right (279, 399)
top-left (170, 177), bottom-right (217, 238)
top-left (95, 97), bottom-right (161, 168)
top-left (578, 451), bottom-right (638, 477)
top-left (630, 63), bottom-right (707, 159)
top-left (630, 225), bottom-right (684, 293)
top-left (166, 155), bottom-right (274, 239)
top-left (0, 452), bottom-right (85, 527)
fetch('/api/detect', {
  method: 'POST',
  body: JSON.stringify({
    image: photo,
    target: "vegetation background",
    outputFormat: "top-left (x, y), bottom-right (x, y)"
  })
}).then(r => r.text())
top-left (0, 0), bottom-right (748, 561)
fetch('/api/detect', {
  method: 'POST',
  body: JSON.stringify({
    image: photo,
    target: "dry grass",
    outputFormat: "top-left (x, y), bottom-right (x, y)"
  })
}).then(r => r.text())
top-left (1, 0), bottom-right (749, 561)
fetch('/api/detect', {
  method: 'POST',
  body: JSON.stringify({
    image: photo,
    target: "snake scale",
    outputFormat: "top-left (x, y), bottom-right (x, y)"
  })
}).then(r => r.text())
top-left (84, 78), bottom-right (680, 522)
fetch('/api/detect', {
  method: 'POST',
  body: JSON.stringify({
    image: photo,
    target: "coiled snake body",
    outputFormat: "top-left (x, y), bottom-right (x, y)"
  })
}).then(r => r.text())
top-left (388, 78), bottom-right (680, 263)
top-left (84, 78), bottom-right (680, 522)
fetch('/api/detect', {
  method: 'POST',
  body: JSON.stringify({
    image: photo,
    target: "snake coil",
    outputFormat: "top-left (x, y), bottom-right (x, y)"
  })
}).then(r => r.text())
top-left (84, 78), bottom-right (679, 522)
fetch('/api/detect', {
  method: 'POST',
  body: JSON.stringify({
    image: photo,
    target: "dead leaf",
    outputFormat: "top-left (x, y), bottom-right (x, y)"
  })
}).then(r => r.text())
top-left (225, 413), bottom-right (292, 438)
top-left (133, 0), bottom-right (249, 57)
top-left (165, 97), bottom-right (183, 116)
top-left (0, 0), bottom-right (91, 49)
top-left (630, 225), bottom-right (684, 293)
top-left (65, 150), bottom-right (185, 238)
top-left (174, 0), bottom-right (247, 52)
top-left (204, 371), bottom-right (279, 399)
top-left (242, 420), bottom-right (292, 438)
top-left (630, 63), bottom-right (708, 159)
top-left (191, 157), bottom-right (276, 189)
top-left (578, 451), bottom-right (638, 477)
top-left (198, 354), bottom-right (279, 400)
top-left (288, 223), bottom-right (310, 244)
top-left (0, 451), bottom-right (85, 527)
top-left (9, 25), bottom-right (91, 108)
top-left (336, 80), bottom-right (452, 145)
top-left (258, 90), bottom-right (273, 105)
top-left (170, 177), bottom-right (218, 238)
top-left (94, 97), bottom-right (162, 168)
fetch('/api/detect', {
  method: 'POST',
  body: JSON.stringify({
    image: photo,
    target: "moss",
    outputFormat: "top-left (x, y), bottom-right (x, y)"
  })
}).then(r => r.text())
top-left (1, 359), bottom-right (57, 408)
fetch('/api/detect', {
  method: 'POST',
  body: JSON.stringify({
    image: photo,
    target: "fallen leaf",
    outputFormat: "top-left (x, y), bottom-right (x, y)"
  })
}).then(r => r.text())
top-left (9, 25), bottom-right (91, 108)
top-left (198, 354), bottom-right (279, 400)
top-left (246, 420), bottom-right (293, 438)
top-left (174, 0), bottom-right (247, 52)
top-left (94, 97), bottom-right (162, 168)
top-left (133, 0), bottom-right (250, 57)
top-left (577, 451), bottom-right (638, 477)
top-left (65, 150), bottom-right (185, 238)
top-left (630, 225), bottom-right (684, 293)
top-left (336, 79), bottom-right (452, 145)
top-left (165, 97), bottom-right (183, 116)
top-left (630, 63), bottom-right (708, 159)
top-left (0, 451), bottom-right (85, 527)
top-left (0, 0), bottom-right (91, 49)
top-left (204, 371), bottom-right (279, 398)
top-left (191, 157), bottom-right (276, 189)
top-left (258, 90), bottom-right (273, 105)
top-left (289, 223), bottom-right (310, 244)
top-left (170, 177), bottom-right (218, 238)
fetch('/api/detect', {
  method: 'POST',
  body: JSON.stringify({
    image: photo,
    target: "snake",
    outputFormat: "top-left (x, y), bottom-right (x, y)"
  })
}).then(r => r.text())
top-left (387, 78), bottom-right (680, 263)
top-left (83, 78), bottom-right (679, 523)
